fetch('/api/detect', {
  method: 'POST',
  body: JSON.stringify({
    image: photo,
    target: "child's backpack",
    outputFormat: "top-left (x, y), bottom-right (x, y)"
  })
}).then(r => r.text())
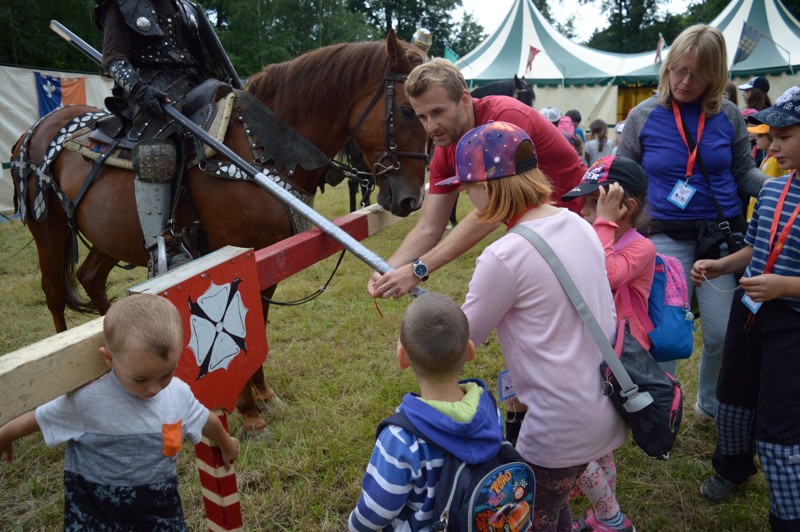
top-left (377, 392), bottom-right (535, 532)
top-left (616, 230), bottom-right (695, 362)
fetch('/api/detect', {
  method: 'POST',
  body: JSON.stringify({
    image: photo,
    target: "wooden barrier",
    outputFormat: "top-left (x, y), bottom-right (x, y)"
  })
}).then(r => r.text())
top-left (0, 203), bottom-right (408, 530)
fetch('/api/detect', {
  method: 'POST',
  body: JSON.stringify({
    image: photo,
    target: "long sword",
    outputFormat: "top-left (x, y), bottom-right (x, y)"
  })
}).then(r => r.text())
top-left (49, 20), bottom-right (425, 297)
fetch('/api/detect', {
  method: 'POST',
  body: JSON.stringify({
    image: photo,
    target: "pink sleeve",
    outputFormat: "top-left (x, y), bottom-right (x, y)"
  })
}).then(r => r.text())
top-left (462, 250), bottom-right (517, 345)
top-left (594, 219), bottom-right (656, 291)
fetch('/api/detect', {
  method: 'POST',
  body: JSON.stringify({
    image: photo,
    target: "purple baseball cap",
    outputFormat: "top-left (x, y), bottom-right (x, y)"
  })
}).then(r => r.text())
top-left (437, 121), bottom-right (538, 187)
top-left (561, 155), bottom-right (648, 201)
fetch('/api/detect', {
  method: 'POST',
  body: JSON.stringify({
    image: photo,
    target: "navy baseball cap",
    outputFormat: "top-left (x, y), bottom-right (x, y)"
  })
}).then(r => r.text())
top-left (749, 85), bottom-right (800, 128)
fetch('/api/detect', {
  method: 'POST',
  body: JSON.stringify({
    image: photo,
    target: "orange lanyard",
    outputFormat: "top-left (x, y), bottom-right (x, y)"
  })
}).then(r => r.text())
top-left (764, 172), bottom-right (800, 275)
top-left (672, 101), bottom-right (706, 181)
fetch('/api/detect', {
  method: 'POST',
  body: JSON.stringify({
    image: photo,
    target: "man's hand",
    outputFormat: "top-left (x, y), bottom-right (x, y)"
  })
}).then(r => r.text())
top-left (133, 84), bottom-right (169, 117)
top-left (368, 264), bottom-right (420, 299)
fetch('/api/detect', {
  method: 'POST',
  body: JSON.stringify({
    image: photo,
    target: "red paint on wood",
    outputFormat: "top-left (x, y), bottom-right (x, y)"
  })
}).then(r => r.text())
top-left (254, 210), bottom-right (371, 288)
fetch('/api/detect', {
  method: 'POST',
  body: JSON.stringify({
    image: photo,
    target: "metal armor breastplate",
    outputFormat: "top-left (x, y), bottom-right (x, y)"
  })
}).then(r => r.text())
top-left (131, 10), bottom-right (198, 71)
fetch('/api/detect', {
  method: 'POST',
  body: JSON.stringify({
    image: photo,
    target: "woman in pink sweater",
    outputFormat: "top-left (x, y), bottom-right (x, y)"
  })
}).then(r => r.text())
top-left (561, 155), bottom-right (655, 531)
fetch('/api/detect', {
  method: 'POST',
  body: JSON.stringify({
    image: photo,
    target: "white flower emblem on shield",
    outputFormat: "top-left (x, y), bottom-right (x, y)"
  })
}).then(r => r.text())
top-left (187, 279), bottom-right (248, 379)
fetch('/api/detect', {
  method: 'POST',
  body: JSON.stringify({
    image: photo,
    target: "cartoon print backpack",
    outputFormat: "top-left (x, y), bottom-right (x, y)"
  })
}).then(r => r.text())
top-left (616, 230), bottom-right (695, 362)
top-left (377, 391), bottom-right (535, 532)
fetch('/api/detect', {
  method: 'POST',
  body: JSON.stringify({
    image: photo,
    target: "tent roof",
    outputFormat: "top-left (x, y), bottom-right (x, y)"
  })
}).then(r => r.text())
top-left (457, 0), bottom-right (799, 86)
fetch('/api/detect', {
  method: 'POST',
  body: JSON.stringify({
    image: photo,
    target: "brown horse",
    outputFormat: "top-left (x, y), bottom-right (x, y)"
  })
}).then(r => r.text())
top-left (11, 31), bottom-right (428, 433)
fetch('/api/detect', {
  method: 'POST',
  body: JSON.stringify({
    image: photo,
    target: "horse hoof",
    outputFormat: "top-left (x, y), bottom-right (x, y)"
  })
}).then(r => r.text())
top-left (242, 425), bottom-right (275, 442)
top-left (256, 394), bottom-right (289, 417)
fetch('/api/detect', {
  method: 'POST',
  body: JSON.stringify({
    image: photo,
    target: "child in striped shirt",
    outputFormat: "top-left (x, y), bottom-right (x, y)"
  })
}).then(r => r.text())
top-left (692, 85), bottom-right (800, 529)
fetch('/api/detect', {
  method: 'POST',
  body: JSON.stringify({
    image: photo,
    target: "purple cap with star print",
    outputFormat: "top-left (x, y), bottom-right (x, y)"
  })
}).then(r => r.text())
top-left (437, 121), bottom-right (538, 187)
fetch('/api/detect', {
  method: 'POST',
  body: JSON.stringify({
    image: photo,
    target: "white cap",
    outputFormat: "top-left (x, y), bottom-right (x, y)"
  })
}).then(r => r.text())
top-left (539, 107), bottom-right (561, 123)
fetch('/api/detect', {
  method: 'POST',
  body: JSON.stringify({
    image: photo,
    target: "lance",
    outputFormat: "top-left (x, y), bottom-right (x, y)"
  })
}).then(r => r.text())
top-left (50, 20), bottom-right (426, 297)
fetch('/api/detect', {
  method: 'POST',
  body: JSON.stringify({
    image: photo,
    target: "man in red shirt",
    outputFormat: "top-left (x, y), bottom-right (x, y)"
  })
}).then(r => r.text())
top-left (368, 58), bottom-right (586, 298)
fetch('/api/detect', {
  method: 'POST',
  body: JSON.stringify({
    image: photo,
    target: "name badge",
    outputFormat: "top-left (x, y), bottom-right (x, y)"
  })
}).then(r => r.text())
top-left (498, 370), bottom-right (516, 401)
top-left (668, 180), bottom-right (697, 209)
top-left (741, 293), bottom-right (763, 314)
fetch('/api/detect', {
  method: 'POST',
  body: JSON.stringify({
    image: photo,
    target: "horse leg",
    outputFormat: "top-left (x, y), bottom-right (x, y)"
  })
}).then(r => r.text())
top-left (76, 250), bottom-right (117, 315)
top-left (235, 284), bottom-right (285, 435)
top-left (25, 204), bottom-right (83, 333)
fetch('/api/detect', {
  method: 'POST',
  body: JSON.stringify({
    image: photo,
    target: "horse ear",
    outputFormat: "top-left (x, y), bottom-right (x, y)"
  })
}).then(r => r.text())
top-left (386, 28), bottom-right (413, 74)
top-left (514, 74), bottom-right (520, 82)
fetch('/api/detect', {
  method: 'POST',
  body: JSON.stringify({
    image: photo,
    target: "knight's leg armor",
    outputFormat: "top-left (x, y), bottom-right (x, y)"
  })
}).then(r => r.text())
top-left (132, 138), bottom-right (189, 276)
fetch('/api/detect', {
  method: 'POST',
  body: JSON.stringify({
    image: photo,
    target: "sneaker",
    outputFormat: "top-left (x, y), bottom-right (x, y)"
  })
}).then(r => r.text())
top-left (701, 474), bottom-right (740, 502)
top-left (693, 402), bottom-right (715, 422)
top-left (573, 510), bottom-right (635, 531)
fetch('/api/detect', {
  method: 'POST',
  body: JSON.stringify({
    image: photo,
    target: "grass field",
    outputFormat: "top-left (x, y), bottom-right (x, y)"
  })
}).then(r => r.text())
top-left (0, 185), bottom-right (770, 531)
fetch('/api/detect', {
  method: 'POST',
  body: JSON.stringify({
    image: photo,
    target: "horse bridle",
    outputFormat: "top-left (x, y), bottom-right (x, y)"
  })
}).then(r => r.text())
top-left (330, 72), bottom-right (430, 205)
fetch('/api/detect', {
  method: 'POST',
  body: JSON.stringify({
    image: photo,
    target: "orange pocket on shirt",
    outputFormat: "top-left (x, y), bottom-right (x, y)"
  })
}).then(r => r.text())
top-left (162, 420), bottom-right (183, 457)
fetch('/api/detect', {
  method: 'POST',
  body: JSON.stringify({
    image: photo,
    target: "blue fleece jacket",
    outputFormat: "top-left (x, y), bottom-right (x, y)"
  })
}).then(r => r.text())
top-left (348, 379), bottom-right (503, 531)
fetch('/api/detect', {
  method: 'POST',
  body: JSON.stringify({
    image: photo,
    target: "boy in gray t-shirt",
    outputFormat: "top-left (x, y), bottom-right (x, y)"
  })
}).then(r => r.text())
top-left (0, 294), bottom-right (239, 530)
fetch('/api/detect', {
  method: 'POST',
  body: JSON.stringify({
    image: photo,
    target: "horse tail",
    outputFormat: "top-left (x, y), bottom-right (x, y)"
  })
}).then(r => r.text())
top-left (63, 234), bottom-right (98, 315)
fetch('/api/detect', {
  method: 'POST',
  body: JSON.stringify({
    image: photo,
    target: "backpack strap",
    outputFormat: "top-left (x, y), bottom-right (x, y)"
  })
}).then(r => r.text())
top-left (376, 409), bottom-right (425, 441)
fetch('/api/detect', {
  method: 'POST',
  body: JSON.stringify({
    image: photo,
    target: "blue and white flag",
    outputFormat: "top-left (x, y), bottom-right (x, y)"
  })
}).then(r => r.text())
top-left (35, 72), bottom-right (86, 117)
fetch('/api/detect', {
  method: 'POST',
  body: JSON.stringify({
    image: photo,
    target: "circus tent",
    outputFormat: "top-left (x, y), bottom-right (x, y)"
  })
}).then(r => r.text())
top-left (456, 0), bottom-right (800, 123)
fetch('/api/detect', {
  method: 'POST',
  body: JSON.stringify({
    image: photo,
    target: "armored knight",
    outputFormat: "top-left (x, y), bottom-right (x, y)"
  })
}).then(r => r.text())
top-left (95, 0), bottom-right (238, 275)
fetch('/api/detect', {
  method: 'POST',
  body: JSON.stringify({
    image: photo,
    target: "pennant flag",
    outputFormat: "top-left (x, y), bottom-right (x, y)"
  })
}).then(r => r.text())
top-left (654, 33), bottom-right (664, 63)
top-left (444, 46), bottom-right (460, 62)
top-left (35, 72), bottom-right (87, 117)
top-left (526, 45), bottom-right (540, 74)
top-left (732, 22), bottom-right (765, 65)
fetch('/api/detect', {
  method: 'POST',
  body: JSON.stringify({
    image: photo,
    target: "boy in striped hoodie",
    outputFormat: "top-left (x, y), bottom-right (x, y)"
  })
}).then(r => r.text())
top-left (348, 293), bottom-right (503, 531)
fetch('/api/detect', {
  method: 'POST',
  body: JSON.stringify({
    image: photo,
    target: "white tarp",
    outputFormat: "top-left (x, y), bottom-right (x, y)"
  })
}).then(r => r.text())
top-left (0, 65), bottom-right (112, 213)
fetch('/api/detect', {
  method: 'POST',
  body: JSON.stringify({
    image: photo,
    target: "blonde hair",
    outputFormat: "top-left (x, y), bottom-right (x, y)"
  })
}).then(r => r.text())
top-left (657, 25), bottom-right (728, 116)
top-left (399, 293), bottom-right (470, 379)
top-left (405, 58), bottom-right (467, 103)
top-left (468, 140), bottom-right (553, 224)
top-left (104, 294), bottom-right (183, 359)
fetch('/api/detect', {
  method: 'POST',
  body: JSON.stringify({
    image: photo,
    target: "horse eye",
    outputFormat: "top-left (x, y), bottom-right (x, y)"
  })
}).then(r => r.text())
top-left (400, 106), bottom-right (415, 119)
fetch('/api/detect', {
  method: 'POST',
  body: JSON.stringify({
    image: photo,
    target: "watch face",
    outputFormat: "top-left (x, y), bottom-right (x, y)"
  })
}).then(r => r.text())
top-left (413, 260), bottom-right (429, 279)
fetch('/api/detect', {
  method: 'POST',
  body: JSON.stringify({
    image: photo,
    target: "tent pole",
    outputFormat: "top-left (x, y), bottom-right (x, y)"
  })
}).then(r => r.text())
top-left (588, 78), bottom-right (617, 123)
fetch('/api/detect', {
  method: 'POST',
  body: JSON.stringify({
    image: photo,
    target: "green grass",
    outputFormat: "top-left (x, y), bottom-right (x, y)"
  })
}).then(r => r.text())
top-left (0, 186), bottom-right (770, 530)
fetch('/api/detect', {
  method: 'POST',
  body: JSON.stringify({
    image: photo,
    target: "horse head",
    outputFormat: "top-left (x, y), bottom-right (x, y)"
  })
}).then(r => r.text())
top-left (345, 30), bottom-right (429, 217)
top-left (513, 75), bottom-right (535, 107)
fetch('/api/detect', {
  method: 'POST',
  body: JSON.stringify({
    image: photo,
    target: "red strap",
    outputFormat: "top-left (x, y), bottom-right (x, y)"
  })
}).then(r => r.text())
top-left (764, 172), bottom-right (800, 275)
top-left (672, 100), bottom-right (706, 180)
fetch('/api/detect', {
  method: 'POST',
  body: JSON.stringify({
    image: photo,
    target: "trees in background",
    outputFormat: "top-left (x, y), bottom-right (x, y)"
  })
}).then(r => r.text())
top-left (3, 0), bottom-right (799, 72)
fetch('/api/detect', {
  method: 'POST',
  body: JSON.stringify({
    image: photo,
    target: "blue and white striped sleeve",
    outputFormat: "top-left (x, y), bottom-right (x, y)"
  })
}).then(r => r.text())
top-left (348, 425), bottom-right (421, 531)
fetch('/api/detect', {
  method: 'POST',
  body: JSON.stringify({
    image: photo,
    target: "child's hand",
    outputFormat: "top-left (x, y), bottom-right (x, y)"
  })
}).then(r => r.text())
top-left (220, 436), bottom-right (239, 471)
top-left (739, 274), bottom-right (784, 302)
top-left (691, 259), bottom-right (721, 287)
top-left (596, 183), bottom-right (627, 224)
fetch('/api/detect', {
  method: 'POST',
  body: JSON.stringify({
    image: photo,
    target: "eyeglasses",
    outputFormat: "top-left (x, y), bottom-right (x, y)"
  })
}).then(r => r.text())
top-left (670, 67), bottom-right (700, 83)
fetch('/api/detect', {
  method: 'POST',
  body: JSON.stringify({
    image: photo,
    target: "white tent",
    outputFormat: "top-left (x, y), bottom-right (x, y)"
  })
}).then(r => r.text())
top-left (456, 0), bottom-right (800, 124)
top-left (0, 65), bottom-right (112, 214)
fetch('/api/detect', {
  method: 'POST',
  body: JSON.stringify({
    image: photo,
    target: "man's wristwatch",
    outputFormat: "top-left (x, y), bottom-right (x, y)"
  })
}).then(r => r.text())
top-left (411, 258), bottom-right (429, 282)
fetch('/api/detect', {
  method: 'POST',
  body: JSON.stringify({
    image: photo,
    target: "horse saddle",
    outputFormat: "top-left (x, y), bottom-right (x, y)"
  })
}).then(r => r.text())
top-left (64, 80), bottom-right (237, 170)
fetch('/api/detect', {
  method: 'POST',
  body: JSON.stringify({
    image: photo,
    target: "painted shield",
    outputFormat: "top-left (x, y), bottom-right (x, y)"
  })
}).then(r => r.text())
top-left (128, 246), bottom-right (267, 412)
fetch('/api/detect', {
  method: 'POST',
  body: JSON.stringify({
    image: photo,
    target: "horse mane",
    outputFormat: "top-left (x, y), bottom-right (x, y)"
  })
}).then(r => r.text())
top-left (247, 39), bottom-right (426, 129)
top-left (469, 79), bottom-right (515, 99)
